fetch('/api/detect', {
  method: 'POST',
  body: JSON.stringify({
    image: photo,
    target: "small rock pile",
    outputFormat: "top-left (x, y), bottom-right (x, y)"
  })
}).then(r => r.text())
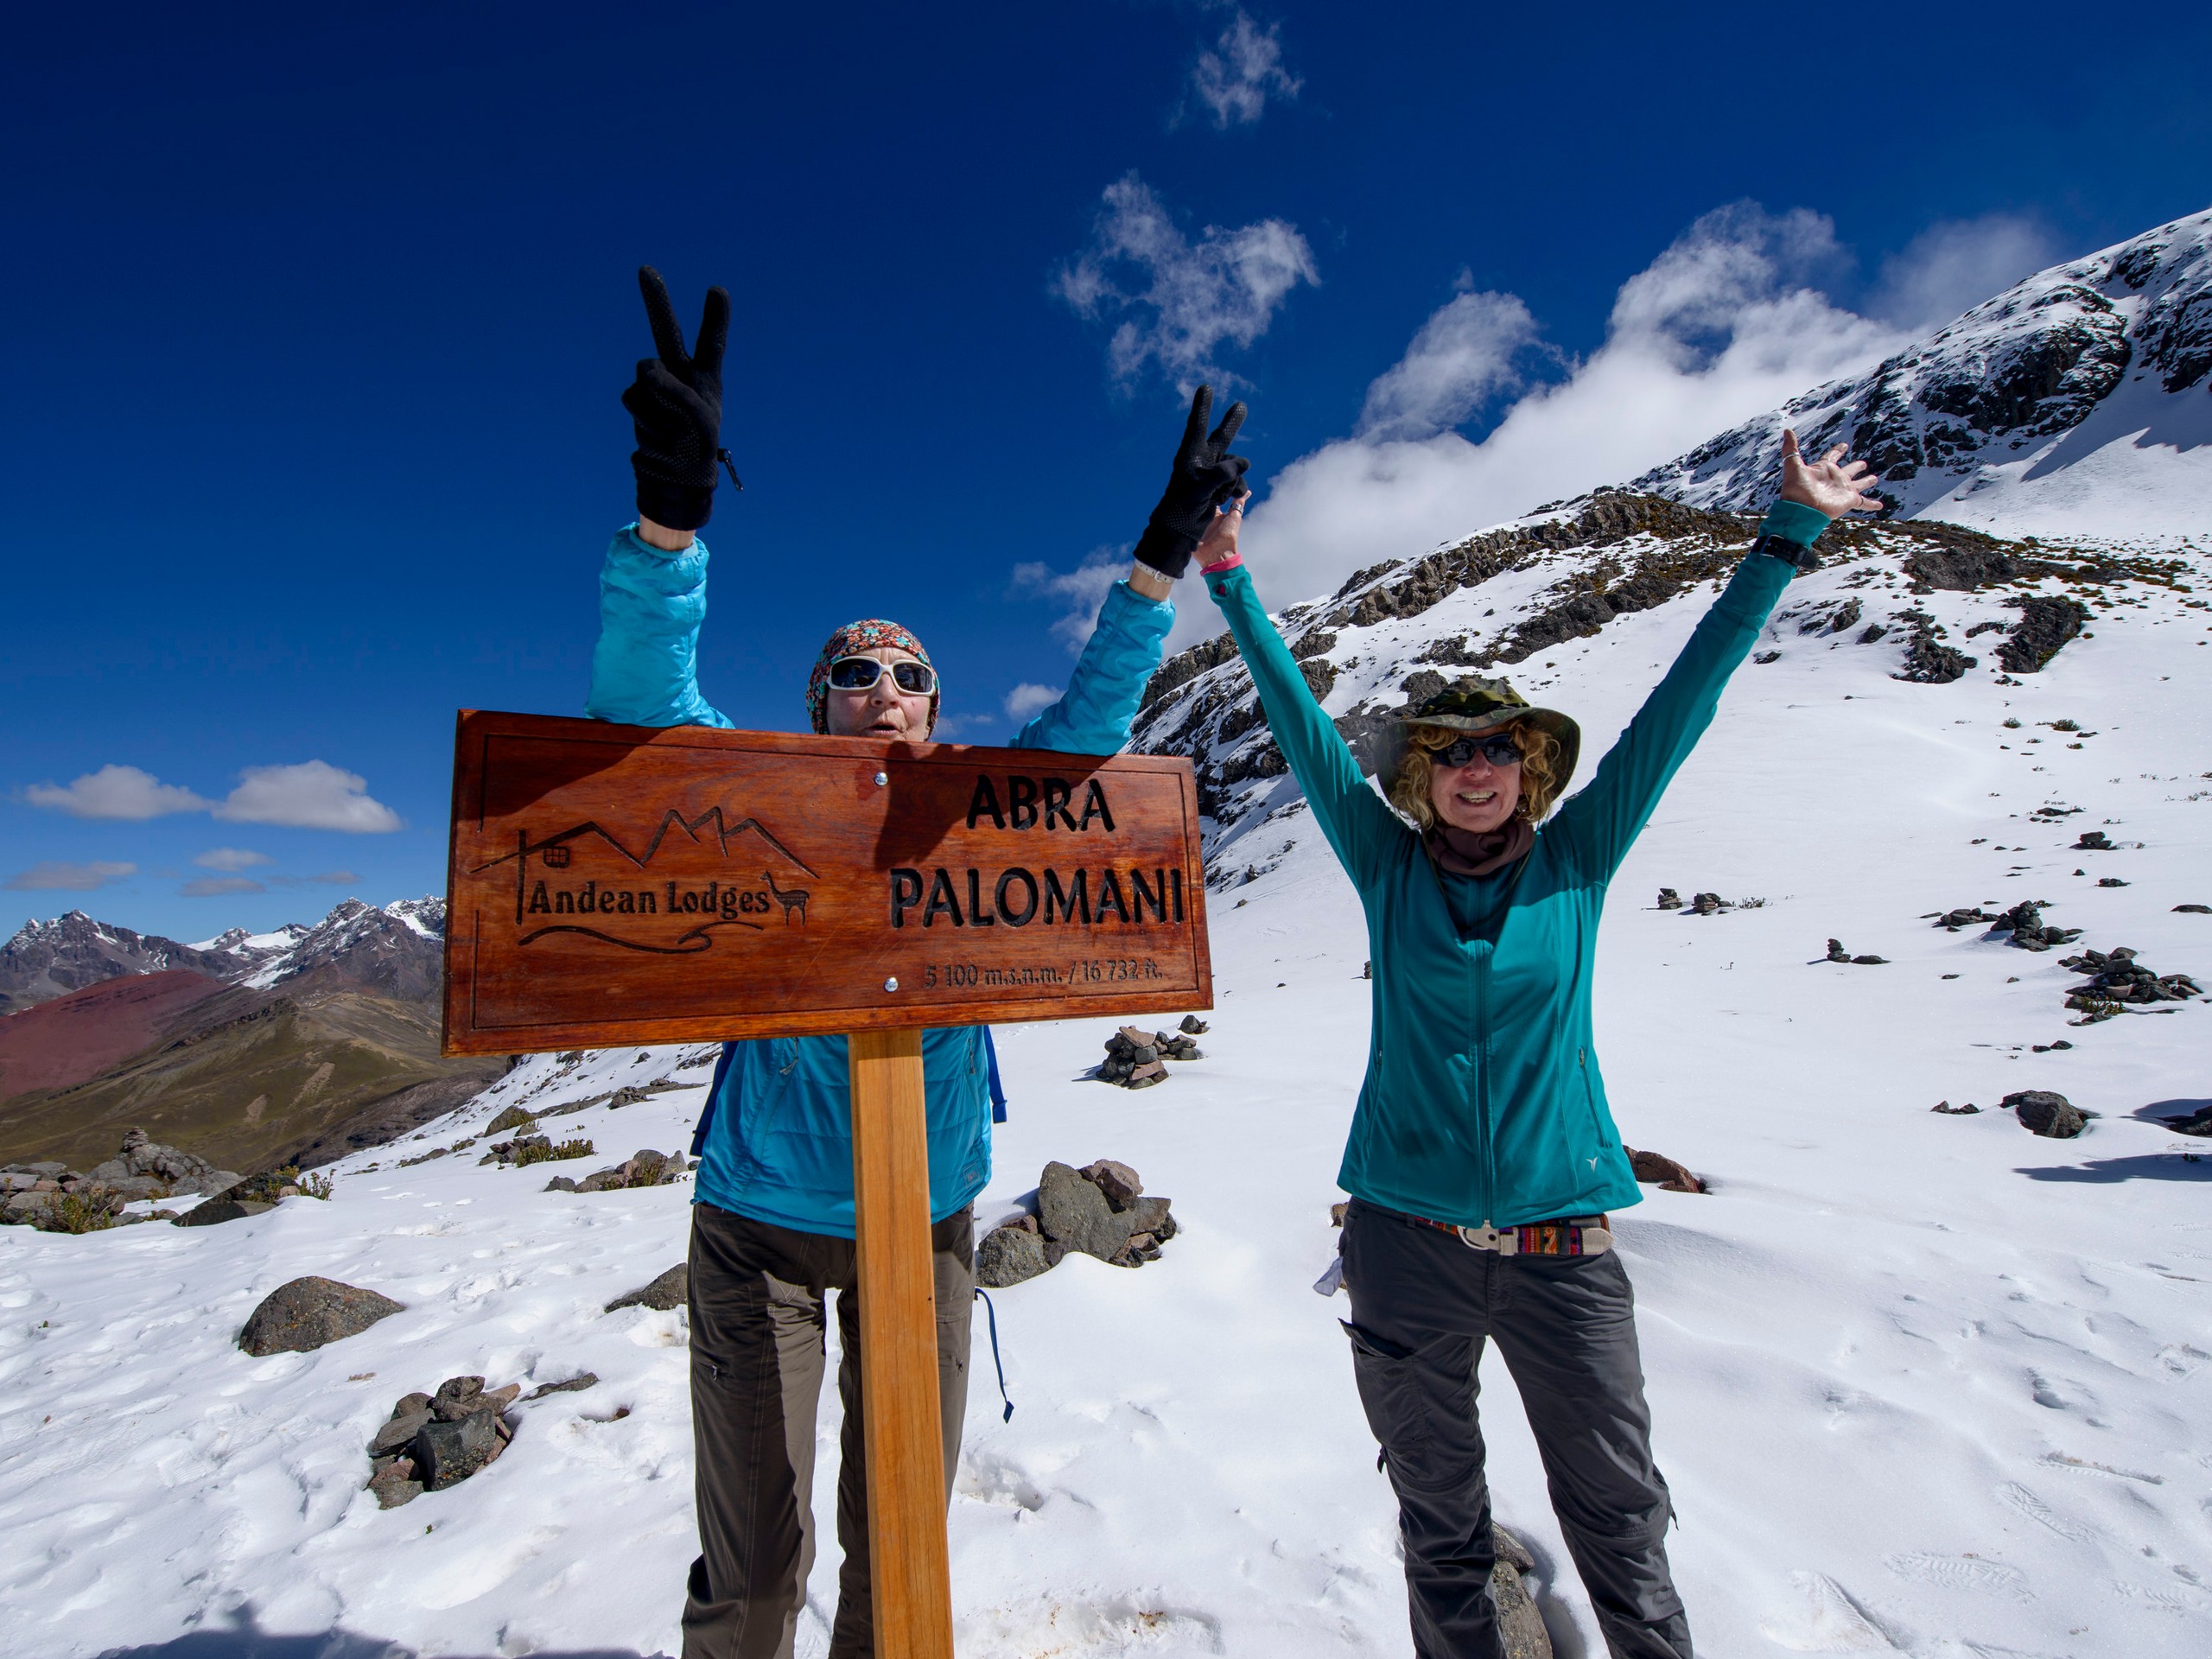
top-left (366, 1376), bottom-right (521, 1509)
top-left (544, 1147), bottom-right (688, 1194)
top-left (3, 1128), bottom-right (241, 1231)
top-left (1658, 889), bottom-right (1758, 914)
top-left (1095, 1017), bottom-right (1206, 1088)
top-left (2072, 830), bottom-right (2117, 851)
top-left (1824, 939), bottom-right (1889, 965)
top-left (975, 1160), bottom-right (1177, 1287)
top-left (2058, 946), bottom-right (2202, 1022)
top-left (1995, 900), bottom-right (2081, 952)
top-left (1928, 906), bottom-right (1999, 932)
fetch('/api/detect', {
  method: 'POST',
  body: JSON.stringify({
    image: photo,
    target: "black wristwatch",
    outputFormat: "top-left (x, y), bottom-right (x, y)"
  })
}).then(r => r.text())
top-left (1750, 532), bottom-right (1820, 573)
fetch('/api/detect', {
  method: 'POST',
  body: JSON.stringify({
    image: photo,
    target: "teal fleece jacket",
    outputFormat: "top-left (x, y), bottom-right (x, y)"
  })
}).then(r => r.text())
top-left (584, 525), bottom-right (1175, 1236)
top-left (1205, 505), bottom-right (1821, 1227)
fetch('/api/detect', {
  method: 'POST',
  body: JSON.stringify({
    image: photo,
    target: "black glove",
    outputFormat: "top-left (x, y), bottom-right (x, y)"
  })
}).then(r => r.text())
top-left (1131, 385), bottom-right (1249, 580)
top-left (621, 265), bottom-right (731, 531)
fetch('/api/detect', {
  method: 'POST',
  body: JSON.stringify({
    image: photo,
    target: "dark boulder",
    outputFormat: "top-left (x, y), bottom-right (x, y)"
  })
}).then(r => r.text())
top-left (1038, 1160), bottom-right (1133, 1262)
top-left (1625, 1148), bottom-right (1706, 1193)
top-left (238, 1277), bottom-right (404, 1356)
top-left (2005, 1090), bottom-right (2085, 1139)
top-left (976, 1224), bottom-right (1054, 1288)
top-left (414, 1409), bottom-right (503, 1490)
top-left (606, 1263), bottom-right (689, 1313)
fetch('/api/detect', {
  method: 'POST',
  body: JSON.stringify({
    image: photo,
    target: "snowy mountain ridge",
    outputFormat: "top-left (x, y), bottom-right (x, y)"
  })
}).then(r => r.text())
top-left (1625, 206), bottom-right (2212, 539)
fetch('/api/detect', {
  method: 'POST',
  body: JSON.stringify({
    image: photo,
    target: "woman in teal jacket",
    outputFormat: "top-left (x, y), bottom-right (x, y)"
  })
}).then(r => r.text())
top-left (595, 269), bottom-right (1249, 1659)
top-left (1196, 431), bottom-right (1880, 1659)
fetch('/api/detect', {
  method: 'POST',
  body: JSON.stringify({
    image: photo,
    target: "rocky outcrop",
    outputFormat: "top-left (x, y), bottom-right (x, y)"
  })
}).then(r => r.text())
top-left (543, 1147), bottom-right (687, 1194)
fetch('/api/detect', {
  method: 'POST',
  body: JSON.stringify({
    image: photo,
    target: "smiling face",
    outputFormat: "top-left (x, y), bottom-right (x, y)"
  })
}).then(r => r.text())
top-left (823, 646), bottom-right (935, 740)
top-left (1427, 734), bottom-right (1523, 834)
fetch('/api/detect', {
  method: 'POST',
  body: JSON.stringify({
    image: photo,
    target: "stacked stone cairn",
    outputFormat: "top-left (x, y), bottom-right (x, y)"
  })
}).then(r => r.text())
top-left (975, 1160), bottom-right (1177, 1287)
top-left (1096, 1015), bottom-right (1206, 1088)
top-left (3, 1128), bottom-right (240, 1231)
top-left (2057, 945), bottom-right (2202, 1021)
top-left (543, 1147), bottom-right (688, 1193)
top-left (367, 1375), bottom-right (521, 1508)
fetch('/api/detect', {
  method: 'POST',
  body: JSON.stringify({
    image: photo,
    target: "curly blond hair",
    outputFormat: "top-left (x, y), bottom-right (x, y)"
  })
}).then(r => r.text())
top-left (1389, 720), bottom-right (1565, 831)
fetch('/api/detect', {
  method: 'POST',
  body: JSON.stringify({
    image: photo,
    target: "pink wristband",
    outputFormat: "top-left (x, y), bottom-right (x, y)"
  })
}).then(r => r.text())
top-left (1199, 551), bottom-right (1243, 575)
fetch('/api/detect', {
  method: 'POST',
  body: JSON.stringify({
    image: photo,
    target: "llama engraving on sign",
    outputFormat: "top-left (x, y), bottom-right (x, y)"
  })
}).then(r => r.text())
top-left (471, 806), bottom-right (818, 955)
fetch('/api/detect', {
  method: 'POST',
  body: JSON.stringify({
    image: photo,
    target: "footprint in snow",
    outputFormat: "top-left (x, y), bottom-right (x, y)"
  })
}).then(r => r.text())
top-left (1884, 1551), bottom-right (2034, 1601)
top-left (1997, 1481), bottom-right (2094, 1541)
top-left (1757, 1572), bottom-right (1897, 1652)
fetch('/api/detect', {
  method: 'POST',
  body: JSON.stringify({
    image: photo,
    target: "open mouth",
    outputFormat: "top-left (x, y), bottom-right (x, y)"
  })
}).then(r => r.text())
top-left (862, 719), bottom-right (905, 737)
top-left (1454, 790), bottom-right (1497, 804)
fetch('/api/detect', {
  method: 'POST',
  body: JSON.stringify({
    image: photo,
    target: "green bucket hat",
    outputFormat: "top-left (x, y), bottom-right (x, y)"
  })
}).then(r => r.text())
top-left (1379, 675), bottom-right (1582, 796)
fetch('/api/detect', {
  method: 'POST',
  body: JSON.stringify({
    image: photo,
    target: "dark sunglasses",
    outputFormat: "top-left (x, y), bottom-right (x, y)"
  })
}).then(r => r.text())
top-left (828, 655), bottom-right (938, 696)
top-left (1435, 733), bottom-right (1522, 770)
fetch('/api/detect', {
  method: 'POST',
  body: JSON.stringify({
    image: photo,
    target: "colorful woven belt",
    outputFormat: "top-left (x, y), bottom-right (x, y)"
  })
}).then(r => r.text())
top-left (1407, 1213), bottom-right (1614, 1255)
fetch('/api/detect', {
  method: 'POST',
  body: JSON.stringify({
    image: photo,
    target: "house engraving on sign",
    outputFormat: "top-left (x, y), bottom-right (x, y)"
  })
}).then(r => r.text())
top-left (472, 806), bottom-right (817, 955)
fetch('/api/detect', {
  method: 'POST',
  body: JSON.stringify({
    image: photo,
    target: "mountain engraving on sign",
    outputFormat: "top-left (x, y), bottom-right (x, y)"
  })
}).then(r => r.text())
top-left (471, 809), bottom-right (819, 954)
top-left (442, 712), bottom-right (1211, 1053)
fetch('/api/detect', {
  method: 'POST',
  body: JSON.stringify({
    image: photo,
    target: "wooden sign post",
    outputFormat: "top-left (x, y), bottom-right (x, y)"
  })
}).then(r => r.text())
top-left (442, 711), bottom-right (1211, 1656)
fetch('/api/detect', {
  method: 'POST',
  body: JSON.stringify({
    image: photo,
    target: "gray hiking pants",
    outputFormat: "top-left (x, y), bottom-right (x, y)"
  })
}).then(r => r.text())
top-left (681, 1201), bottom-right (974, 1659)
top-left (1339, 1199), bottom-right (1690, 1659)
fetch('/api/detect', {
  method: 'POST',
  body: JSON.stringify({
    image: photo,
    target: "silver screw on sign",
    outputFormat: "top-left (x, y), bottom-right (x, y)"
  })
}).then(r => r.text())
top-left (874, 771), bottom-right (888, 786)
top-left (884, 977), bottom-right (899, 992)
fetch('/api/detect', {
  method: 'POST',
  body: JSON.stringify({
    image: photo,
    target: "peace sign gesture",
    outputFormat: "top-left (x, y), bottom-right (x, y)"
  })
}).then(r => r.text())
top-left (1133, 384), bottom-right (1252, 581)
top-left (622, 265), bottom-right (734, 534)
top-left (1778, 428), bottom-right (1883, 518)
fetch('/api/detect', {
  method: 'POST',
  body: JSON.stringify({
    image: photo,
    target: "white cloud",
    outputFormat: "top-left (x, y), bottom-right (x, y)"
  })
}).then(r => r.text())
top-left (1014, 548), bottom-right (1132, 653)
top-left (213, 760), bottom-right (404, 833)
top-left (24, 764), bottom-right (210, 820)
top-left (1871, 213), bottom-right (2058, 333)
top-left (4, 860), bottom-right (137, 892)
top-left (1357, 290), bottom-right (1541, 441)
top-left (1003, 683), bottom-right (1063, 721)
top-left (181, 875), bottom-right (265, 898)
top-left (1196, 202), bottom-right (1907, 634)
top-left (1056, 174), bottom-right (1318, 391)
top-left (1185, 8), bottom-right (1301, 128)
top-left (194, 847), bottom-right (272, 871)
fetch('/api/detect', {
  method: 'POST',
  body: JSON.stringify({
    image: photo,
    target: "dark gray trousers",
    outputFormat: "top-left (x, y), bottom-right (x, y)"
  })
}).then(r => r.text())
top-left (1340, 1199), bottom-right (1690, 1659)
top-left (681, 1201), bottom-right (974, 1659)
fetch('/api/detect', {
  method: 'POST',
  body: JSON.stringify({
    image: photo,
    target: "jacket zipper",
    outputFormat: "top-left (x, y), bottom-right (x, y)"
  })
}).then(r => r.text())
top-left (1474, 942), bottom-right (1494, 1224)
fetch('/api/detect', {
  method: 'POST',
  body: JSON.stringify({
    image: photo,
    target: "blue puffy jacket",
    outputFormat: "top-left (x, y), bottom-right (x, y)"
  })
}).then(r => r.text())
top-left (584, 525), bottom-right (1175, 1236)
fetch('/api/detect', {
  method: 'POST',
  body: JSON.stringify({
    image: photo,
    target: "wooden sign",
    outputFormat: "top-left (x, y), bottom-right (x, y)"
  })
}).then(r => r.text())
top-left (441, 710), bottom-right (1212, 1055)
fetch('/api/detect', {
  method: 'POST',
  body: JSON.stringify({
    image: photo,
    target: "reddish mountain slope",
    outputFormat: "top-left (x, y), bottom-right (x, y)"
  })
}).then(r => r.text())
top-left (0, 969), bottom-right (228, 1100)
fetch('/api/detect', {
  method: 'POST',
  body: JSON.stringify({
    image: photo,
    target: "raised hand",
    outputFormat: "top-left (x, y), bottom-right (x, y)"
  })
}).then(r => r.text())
top-left (1779, 428), bottom-right (1882, 518)
top-left (621, 266), bottom-right (733, 532)
top-left (1133, 385), bottom-right (1250, 581)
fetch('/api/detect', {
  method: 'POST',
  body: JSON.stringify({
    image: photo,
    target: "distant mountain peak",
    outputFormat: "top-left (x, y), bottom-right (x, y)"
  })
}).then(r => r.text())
top-left (1625, 207), bottom-right (2212, 540)
top-left (4, 895), bottom-right (447, 1016)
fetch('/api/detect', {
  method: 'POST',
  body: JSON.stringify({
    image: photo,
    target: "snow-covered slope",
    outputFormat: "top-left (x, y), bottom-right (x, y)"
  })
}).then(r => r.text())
top-left (1627, 207), bottom-right (2212, 540)
top-left (4, 495), bottom-right (2209, 1656)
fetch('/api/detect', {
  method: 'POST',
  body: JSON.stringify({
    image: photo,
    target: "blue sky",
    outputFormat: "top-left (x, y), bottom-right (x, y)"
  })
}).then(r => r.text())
top-left (5, 0), bottom-right (2209, 942)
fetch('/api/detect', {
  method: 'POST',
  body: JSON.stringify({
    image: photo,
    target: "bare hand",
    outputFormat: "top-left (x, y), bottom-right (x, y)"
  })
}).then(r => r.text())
top-left (1779, 429), bottom-right (1882, 517)
top-left (1193, 492), bottom-right (1247, 569)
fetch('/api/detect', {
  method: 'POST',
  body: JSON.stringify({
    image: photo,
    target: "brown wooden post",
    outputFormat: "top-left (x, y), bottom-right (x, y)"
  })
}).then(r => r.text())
top-left (847, 1027), bottom-right (956, 1659)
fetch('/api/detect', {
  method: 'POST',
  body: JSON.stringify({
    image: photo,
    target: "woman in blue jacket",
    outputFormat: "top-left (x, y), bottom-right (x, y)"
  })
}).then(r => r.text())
top-left (1192, 434), bottom-right (1880, 1659)
top-left (592, 270), bottom-right (1248, 1659)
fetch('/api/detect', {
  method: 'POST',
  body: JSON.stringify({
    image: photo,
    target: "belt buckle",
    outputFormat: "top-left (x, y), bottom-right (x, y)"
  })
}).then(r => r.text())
top-left (1456, 1224), bottom-right (1516, 1255)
